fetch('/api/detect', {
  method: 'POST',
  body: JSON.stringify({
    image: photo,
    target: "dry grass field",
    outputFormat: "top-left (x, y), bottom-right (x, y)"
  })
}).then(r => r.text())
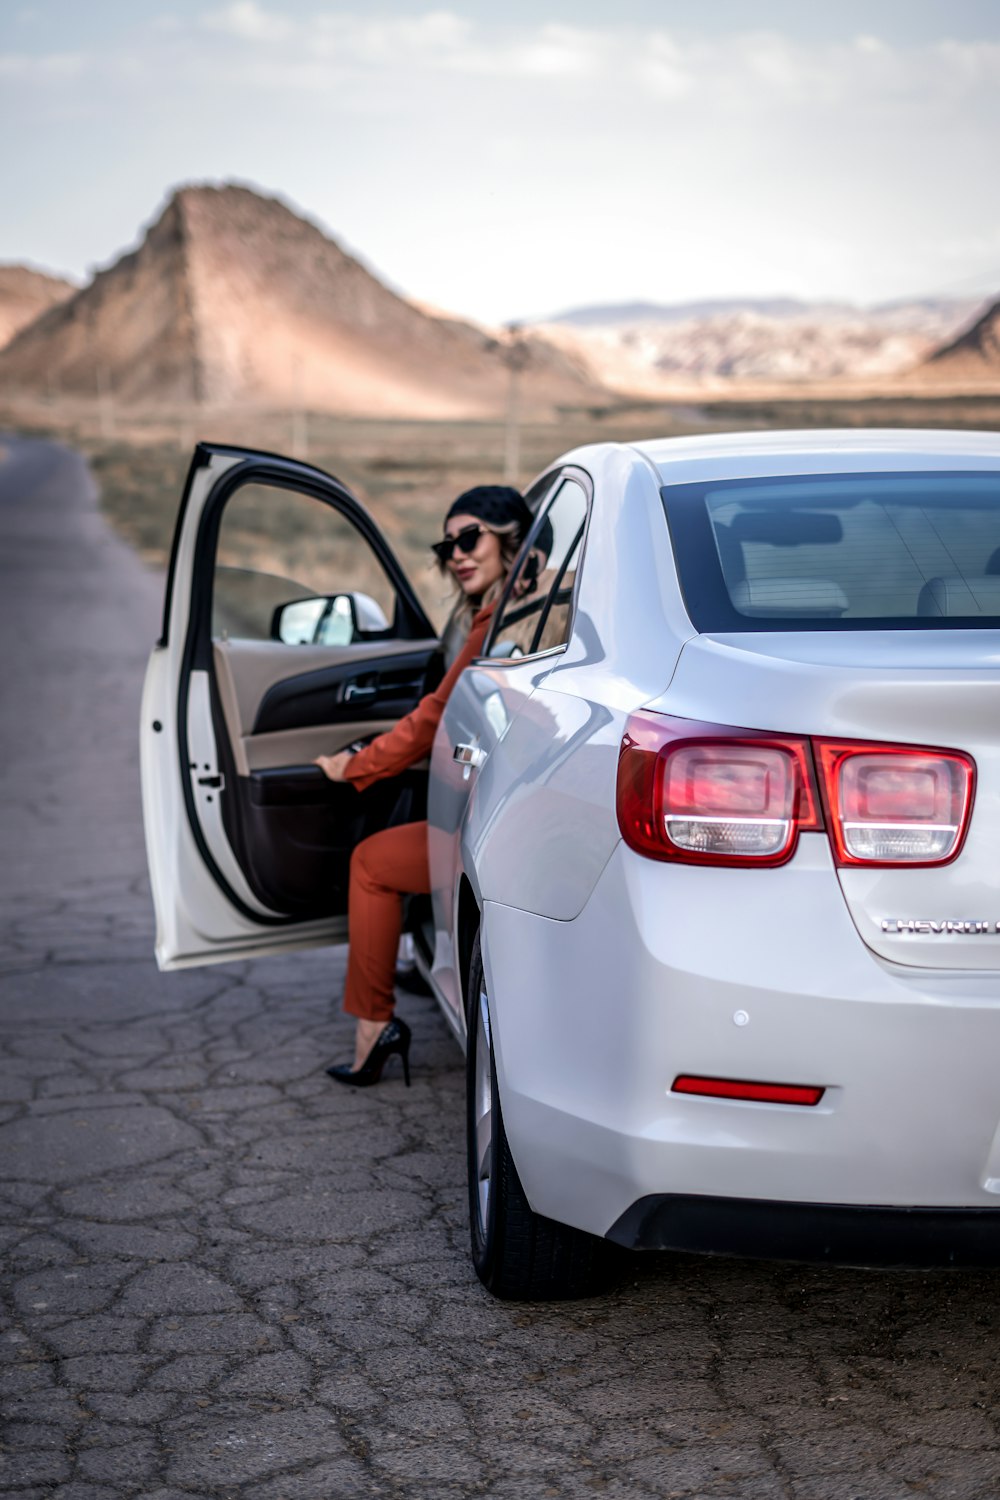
top-left (3, 390), bottom-right (998, 629)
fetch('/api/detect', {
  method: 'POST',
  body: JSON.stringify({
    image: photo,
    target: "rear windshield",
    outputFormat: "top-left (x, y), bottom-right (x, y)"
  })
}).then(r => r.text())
top-left (661, 471), bottom-right (1000, 632)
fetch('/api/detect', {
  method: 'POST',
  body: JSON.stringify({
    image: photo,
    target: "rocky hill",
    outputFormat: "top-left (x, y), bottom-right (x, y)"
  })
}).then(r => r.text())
top-left (0, 185), bottom-right (600, 417)
top-left (0, 265), bottom-right (76, 351)
top-left (917, 298), bottom-right (1000, 386)
top-left (531, 297), bottom-right (984, 389)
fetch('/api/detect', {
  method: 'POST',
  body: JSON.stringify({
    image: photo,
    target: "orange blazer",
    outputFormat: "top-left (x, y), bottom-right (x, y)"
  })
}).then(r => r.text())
top-left (343, 603), bottom-right (494, 793)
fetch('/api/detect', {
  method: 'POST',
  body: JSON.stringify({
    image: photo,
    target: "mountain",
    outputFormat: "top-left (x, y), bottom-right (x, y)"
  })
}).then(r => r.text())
top-left (0, 265), bottom-right (76, 351)
top-left (917, 298), bottom-right (1000, 385)
top-left (545, 297), bottom-right (845, 327)
top-left (529, 297), bottom-right (986, 387)
top-left (544, 295), bottom-right (979, 331)
top-left (0, 185), bottom-right (600, 416)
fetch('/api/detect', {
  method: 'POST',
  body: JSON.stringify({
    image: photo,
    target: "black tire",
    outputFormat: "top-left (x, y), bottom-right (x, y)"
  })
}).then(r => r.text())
top-left (465, 929), bottom-right (612, 1300)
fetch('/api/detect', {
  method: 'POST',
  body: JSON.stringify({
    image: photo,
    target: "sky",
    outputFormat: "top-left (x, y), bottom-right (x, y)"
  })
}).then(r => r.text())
top-left (2, 1), bottom-right (1000, 324)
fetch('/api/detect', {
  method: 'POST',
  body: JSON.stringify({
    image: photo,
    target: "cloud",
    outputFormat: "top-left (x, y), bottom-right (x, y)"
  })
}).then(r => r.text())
top-left (156, 11), bottom-right (1000, 117)
top-left (510, 25), bottom-right (604, 79)
top-left (0, 50), bottom-right (89, 78)
top-left (201, 1), bottom-right (293, 43)
top-left (249, 12), bottom-right (605, 81)
top-left (9, 11), bottom-right (1000, 113)
top-left (639, 33), bottom-right (696, 101)
top-left (307, 11), bottom-right (476, 68)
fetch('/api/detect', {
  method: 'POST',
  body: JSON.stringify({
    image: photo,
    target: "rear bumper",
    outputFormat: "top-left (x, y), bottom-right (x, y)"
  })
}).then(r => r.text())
top-left (607, 1193), bottom-right (1000, 1267)
top-left (482, 838), bottom-right (1000, 1243)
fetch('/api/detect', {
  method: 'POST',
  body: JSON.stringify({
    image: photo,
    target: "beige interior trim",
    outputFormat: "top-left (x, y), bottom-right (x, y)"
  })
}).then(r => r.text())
top-left (214, 648), bottom-right (250, 774)
top-left (213, 637), bottom-right (437, 777)
top-left (245, 721), bottom-right (402, 771)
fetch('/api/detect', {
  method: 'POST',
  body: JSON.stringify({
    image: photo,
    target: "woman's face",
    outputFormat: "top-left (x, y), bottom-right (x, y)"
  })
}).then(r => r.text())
top-left (443, 513), bottom-right (506, 597)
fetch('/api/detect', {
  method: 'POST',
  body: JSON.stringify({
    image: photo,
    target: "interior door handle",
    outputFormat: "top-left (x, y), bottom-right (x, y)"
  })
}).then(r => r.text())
top-left (344, 682), bottom-right (378, 702)
top-left (453, 743), bottom-right (486, 769)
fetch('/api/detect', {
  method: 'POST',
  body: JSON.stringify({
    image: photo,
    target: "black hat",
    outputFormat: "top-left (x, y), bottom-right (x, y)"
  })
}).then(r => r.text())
top-left (446, 485), bottom-right (532, 540)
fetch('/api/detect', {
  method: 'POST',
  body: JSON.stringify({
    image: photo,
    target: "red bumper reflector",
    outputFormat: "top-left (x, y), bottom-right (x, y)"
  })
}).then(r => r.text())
top-left (672, 1075), bottom-right (824, 1106)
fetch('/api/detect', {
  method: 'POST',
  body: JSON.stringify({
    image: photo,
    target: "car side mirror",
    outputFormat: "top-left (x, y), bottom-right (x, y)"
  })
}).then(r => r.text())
top-left (350, 592), bottom-right (390, 634)
top-left (271, 592), bottom-right (390, 646)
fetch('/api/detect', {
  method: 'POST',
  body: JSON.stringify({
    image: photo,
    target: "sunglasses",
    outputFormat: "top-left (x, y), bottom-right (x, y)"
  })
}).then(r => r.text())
top-left (431, 523), bottom-right (492, 564)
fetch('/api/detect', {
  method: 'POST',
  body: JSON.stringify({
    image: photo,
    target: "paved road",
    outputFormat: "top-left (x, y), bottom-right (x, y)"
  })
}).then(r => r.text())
top-left (1, 435), bottom-right (999, 1500)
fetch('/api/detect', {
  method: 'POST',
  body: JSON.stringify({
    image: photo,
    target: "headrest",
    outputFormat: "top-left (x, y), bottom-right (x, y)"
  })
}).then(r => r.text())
top-left (730, 577), bottom-right (849, 618)
top-left (917, 576), bottom-right (1000, 617)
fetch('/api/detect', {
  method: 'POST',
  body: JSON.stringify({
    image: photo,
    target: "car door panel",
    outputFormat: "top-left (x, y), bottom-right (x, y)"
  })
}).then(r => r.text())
top-left (465, 684), bottom-right (620, 919)
top-left (251, 647), bottom-right (435, 734)
top-left (214, 637), bottom-right (433, 735)
top-left (210, 636), bottom-right (437, 916)
top-left (220, 757), bottom-right (427, 919)
top-left (142, 444), bottom-right (438, 969)
top-left (242, 724), bottom-right (400, 773)
top-left (213, 638), bottom-right (437, 773)
top-left (429, 657), bottom-right (560, 1027)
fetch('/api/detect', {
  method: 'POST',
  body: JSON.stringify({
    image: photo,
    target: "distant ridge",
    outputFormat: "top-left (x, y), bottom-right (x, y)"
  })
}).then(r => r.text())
top-left (918, 298), bottom-right (1000, 384)
top-left (543, 296), bottom-right (979, 330)
top-left (0, 184), bottom-right (601, 416)
top-left (529, 295), bottom-right (988, 386)
top-left (0, 265), bottom-right (76, 351)
top-left (546, 297), bottom-right (839, 327)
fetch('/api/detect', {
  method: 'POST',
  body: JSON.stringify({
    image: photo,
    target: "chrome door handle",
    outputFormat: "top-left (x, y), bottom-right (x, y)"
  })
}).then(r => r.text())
top-left (453, 743), bottom-right (486, 769)
top-left (344, 682), bottom-right (378, 702)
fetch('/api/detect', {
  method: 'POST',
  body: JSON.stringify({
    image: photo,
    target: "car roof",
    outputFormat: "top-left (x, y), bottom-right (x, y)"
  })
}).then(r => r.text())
top-left (626, 428), bottom-right (1000, 487)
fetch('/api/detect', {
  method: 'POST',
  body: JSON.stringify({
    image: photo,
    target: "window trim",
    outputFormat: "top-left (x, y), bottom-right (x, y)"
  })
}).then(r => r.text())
top-left (479, 466), bottom-right (593, 664)
top-left (187, 457), bottom-right (433, 668)
top-left (527, 516), bottom-right (587, 655)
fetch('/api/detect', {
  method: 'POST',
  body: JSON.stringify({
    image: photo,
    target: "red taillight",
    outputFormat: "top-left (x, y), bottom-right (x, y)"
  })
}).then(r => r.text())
top-left (673, 1075), bottom-right (824, 1106)
top-left (617, 714), bottom-right (976, 871)
top-left (814, 740), bottom-right (975, 867)
top-left (616, 713), bottom-right (822, 867)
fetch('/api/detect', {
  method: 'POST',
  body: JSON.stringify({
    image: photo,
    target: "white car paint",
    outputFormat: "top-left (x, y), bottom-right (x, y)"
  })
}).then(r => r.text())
top-left (439, 429), bottom-right (1000, 1238)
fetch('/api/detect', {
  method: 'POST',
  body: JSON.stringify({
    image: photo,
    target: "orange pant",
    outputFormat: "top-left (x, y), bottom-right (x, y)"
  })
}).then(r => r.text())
top-left (342, 821), bottom-right (430, 1023)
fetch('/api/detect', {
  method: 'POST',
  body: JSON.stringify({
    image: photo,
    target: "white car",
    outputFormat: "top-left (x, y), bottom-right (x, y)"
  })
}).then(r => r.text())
top-left (142, 430), bottom-right (1000, 1299)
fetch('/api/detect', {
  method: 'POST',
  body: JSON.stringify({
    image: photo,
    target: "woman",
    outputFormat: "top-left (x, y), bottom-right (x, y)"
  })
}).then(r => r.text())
top-left (315, 485), bottom-right (532, 1086)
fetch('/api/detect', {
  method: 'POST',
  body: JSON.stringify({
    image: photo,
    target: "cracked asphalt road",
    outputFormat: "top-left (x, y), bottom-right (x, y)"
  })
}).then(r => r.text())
top-left (1, 434), bottom-right (999, 1500)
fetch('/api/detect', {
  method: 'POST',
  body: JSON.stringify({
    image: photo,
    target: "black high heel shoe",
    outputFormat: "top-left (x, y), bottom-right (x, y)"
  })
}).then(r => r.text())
top-left (326, 1017), bottom-right (412, 1088)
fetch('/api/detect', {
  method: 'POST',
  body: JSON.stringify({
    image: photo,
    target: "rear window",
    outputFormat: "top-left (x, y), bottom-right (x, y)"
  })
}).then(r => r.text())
top-left (662, 471), bottom-right (1000, 631)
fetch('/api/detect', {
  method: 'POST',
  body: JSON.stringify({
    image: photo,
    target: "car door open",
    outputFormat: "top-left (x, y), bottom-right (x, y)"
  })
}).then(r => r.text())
top-left (141, 444), bottom-right (438, 970)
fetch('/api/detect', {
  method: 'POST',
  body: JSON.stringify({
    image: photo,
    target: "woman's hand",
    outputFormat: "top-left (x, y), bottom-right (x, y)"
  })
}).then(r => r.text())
top-left (314, 751), bottom-right (355, 782)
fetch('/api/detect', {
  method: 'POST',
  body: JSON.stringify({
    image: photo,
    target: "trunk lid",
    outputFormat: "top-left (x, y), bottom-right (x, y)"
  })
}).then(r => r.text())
top-left (653, 629), bottom-right (1000, 971)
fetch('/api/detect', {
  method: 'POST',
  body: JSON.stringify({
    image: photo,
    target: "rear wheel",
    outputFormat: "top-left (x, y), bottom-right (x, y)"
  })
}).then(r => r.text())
top-left (465, 929), bottom-right (611, 1300)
